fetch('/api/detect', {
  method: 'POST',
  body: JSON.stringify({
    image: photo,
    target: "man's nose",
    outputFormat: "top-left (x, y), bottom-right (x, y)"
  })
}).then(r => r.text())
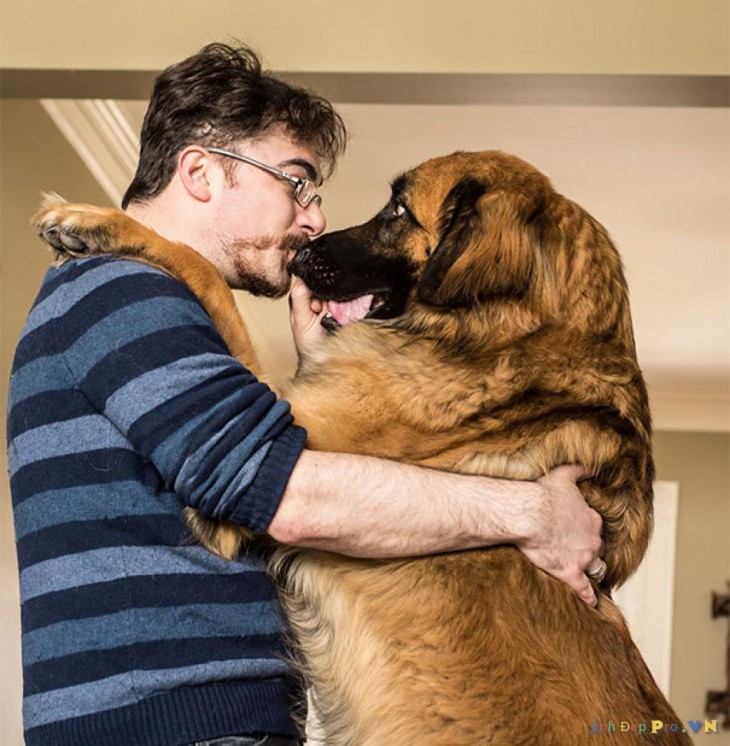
top-left (298, 202), bottom-right (326, 237)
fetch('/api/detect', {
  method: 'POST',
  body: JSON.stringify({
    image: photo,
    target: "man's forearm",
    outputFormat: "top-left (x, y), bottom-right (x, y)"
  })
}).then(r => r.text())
top-left (269, 449), bottom-right (535, 557)
top-left (268, 449), bottom-right (603, 606)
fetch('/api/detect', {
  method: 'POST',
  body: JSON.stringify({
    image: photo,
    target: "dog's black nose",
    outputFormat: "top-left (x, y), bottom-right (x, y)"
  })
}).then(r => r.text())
top-left (288, 246), bottom-right (313, 279)
top-left (294, 246), bottom-right (311, 265)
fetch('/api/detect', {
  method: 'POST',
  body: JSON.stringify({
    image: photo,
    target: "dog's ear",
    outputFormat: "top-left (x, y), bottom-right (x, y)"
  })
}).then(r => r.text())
top-left (417, 178), bottom-right (485, 307)
top-left (417, 178), bottom-right (538, 307)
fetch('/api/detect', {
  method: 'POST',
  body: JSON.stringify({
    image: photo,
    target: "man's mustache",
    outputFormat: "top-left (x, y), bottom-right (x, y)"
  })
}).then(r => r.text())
top-left (284, 234), bottom-right (311, 273)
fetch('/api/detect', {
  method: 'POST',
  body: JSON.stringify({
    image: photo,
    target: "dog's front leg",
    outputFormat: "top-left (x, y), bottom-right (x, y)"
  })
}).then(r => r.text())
top-left (33, 199), bottom-right (261, 376)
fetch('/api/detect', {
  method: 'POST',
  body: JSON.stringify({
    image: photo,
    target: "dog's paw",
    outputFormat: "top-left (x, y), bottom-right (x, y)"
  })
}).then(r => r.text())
top-left (31, 196), bottom-right (122, 261)
top-left (183, 507), bottom-right (252, 561)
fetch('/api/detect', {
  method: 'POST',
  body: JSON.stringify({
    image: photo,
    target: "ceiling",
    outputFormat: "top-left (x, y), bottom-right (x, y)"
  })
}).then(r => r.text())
top-left (40, 94), bottom-right (729, 431)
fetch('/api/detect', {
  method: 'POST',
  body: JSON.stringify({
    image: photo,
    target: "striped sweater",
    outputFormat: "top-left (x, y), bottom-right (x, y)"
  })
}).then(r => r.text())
top-left (7, 256), bottom-right (307, 746)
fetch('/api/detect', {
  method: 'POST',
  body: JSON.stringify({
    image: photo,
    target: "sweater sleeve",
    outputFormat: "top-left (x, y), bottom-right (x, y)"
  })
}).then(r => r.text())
top-left (57, 257), bottom-right (306, 534)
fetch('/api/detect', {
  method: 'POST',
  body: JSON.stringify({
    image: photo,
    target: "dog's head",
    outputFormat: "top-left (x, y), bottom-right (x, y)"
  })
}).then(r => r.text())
top-left (291, 150), bottom-right (633, 347)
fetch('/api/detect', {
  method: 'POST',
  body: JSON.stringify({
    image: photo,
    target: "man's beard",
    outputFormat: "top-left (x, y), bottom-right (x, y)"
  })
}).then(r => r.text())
top-left (238, 269), bottom-right (289, 299)
top-left (223, 233), bottom-right (309, 298)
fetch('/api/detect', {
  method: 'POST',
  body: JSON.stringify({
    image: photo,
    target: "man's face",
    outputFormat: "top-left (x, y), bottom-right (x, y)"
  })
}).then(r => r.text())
top-left (210, 128), bottom-right (326, 297)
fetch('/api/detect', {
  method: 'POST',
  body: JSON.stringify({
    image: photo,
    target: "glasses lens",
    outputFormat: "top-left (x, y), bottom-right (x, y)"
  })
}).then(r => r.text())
top-left (296, 180), bottom-right (318, 208)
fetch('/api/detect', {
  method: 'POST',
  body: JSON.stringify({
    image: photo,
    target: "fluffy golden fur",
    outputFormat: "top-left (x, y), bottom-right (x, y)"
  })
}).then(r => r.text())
top-left (34, 151), bottom-right (689, 744)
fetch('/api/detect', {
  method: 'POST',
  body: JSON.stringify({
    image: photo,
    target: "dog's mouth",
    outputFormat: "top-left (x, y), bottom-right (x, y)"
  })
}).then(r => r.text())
top-left (322, 290), bottom-right (391, 330)
top-left (288, 243), bottom-right (411, 331)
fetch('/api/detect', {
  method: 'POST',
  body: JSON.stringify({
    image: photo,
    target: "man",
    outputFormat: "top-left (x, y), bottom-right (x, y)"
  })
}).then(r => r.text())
top-left (7, 43), bottom-right (603, 746)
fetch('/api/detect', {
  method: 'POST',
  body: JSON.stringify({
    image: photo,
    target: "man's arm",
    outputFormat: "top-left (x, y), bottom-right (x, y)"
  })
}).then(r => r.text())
top-left (269, 453), bottom-right (602, 607)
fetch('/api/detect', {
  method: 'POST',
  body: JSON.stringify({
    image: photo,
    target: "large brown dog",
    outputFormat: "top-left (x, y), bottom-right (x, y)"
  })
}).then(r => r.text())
top-left (34, 151), bottom-right (690, 745)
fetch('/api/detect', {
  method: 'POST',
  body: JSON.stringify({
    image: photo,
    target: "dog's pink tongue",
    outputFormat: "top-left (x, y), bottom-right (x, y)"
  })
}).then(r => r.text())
top-left (328, 295), bottom-right (374, 325)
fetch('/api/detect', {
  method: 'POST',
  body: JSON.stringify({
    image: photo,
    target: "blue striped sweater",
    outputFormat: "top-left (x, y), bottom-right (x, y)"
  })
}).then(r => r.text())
top-left (7, 256), bottom-right (307, 745)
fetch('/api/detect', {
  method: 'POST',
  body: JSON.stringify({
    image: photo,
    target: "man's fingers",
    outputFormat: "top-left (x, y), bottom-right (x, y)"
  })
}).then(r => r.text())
top-left (290, 277), bottom-right (324, 317)
top-left (289, 277), bottom-right (329, 355)
top-left (289, 277), bottom-right (309, 313)
top-left (588, 511), bottom-right (604, 556)
top-left (550, 463), bottom-right (591, 483)
top-left (574, 574), bottom-right (598, 607)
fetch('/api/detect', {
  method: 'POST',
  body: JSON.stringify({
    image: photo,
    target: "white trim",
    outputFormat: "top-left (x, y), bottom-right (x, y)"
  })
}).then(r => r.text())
top-left (650, 388), bottom-right (730, 433)
top-left (614, 481), bottom-right (679, 697)
top-left (40, 99), bottom-right (138, 205)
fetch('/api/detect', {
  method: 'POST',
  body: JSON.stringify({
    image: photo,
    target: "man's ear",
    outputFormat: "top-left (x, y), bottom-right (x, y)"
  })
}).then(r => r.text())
top-left (178, 146), bottom-right (213, 202)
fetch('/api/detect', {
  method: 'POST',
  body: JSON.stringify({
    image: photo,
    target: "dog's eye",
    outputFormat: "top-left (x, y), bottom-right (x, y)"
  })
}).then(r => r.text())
top-left (381, 196), bottom-right (419, 227)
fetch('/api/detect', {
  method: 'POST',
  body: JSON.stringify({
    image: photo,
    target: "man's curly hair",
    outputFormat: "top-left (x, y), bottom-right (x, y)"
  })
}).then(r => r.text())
top-left (122, 42), bottom-right (347, 209)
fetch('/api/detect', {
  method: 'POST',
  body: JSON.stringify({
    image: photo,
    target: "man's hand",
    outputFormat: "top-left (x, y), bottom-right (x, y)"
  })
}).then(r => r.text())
top-left (289, 277), bottom-right (328, 357)
top-left (515, 465), bottom-right (604, 607)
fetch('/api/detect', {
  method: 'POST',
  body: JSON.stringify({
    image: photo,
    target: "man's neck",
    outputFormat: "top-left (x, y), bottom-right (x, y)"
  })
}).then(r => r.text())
top-left (125, 200), bottom-right (176, 240)
top-left (124, 198), bottom-right (213, 264)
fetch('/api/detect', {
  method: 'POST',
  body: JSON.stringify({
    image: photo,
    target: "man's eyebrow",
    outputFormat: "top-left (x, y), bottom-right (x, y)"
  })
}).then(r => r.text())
top-left (279, 158), bottom-right (320, 184)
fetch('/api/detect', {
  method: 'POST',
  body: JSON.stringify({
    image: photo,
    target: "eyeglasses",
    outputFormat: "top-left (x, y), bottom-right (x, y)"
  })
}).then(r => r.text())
top-left (204, 146), bottom-right (322, 208)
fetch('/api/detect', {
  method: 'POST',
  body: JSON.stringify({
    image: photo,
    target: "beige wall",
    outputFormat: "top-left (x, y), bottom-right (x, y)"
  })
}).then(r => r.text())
top-left (1, 0), bottom-right (728, 75)
top-left (0, 99), bottom-right (110, 745)
top-left (655, 432), bottom-right (730, 743)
